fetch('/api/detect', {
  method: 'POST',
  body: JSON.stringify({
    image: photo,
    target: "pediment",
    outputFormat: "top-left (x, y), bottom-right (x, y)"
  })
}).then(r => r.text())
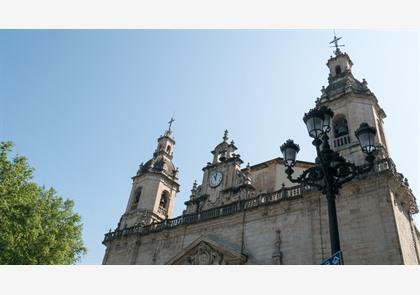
top-left (167, 236), bottom-right (247, 265)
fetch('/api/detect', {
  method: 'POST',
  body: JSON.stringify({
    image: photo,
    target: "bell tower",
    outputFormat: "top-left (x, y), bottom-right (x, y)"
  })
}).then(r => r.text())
top-left (315, 34), bottom-right (389, 166)
top-left (117, 118), bottom-right (180, 230)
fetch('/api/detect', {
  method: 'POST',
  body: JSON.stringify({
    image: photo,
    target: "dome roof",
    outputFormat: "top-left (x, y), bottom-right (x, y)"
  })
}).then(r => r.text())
top-left (320, 74), bottom-right (370, 103)
top-left (137, 155), bottom-right (176, 176)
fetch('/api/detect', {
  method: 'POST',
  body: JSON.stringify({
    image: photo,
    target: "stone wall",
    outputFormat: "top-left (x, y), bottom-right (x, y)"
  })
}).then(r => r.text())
top-left (390, 190), bottom-right (420, 264)
top-left (250, 159), bottom-right (311, 193)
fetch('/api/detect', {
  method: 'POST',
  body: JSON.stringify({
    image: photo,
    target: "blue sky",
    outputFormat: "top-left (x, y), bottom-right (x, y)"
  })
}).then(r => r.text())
top-left (1, 30), bottom-right (419, 264)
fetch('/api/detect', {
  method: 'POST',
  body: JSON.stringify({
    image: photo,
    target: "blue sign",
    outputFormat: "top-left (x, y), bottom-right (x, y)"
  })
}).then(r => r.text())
top-left (321, 251), bottom-right (343, 265)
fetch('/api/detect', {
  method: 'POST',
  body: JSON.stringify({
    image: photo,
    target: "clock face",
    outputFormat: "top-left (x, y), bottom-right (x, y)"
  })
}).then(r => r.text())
top-left (209, 171), bottom-right (223, 188)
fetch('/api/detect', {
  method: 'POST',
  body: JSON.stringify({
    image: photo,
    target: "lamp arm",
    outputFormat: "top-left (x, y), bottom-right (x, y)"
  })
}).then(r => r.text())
top-left (285, 166), bottom-right (301, 183)
top-left (334, 162), bottom-right (357, 187)
top-left (286, 174), bottom-right (302, 184)
top-left (287, 166), bottom-right (325, 189)
top-left (356, 161), bottom-right (375, 175)
top-left (336, 172), bottom-right (357, 187)
top-left (286, 174), bottom-right (324, 189)
top-left (335, 160), bottom-right (374, 187)
top-left (303, 180), bottom-right (325, 190)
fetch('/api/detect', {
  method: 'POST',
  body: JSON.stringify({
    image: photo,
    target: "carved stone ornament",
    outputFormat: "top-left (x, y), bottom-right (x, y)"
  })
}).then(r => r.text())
top-left (236, 171), bottom-right (245, 186)
top-left (167, 237), bottom-right (247, 265)
top-left (188, 242), bottom-right (225, 265)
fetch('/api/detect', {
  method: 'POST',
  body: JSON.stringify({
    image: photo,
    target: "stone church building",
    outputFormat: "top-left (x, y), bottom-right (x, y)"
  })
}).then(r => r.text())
top-left (102, 45), bottom-right (420, 265)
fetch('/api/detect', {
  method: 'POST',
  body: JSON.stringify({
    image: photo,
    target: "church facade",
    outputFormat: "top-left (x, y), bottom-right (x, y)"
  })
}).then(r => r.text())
top-left (102, 45), bottom-right (420, 265)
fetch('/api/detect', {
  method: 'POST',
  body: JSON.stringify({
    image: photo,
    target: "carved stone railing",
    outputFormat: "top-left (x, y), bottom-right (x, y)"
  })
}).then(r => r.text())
top-left (333, 135), bottom-right (351, 148)
top-left (103, 184), bottom-right (312, 243)
top-left (374, 157), bottom-right (396, 174)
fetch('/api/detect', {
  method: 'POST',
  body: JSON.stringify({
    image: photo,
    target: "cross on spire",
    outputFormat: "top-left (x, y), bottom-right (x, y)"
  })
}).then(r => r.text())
top-left (167, 115), bottom-right (175, 133)
top-left (329, 30), bottom-right (345, 55)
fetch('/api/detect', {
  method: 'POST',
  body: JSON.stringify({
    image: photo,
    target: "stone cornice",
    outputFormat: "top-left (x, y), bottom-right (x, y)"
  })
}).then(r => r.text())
top-left (132, 171), bottom-right (180, 191)
top-left (202, 156), bottom-right (243, 171)
top-left (246, 157), bottom-right (314, 172)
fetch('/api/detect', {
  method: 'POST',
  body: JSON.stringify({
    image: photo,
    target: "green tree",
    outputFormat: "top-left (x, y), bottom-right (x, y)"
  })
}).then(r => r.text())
top-left (0, 141), bottom-right (87, 264)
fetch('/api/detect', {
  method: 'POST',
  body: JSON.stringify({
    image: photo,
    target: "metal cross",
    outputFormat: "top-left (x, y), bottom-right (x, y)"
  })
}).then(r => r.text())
top-left (168, 116), bottom-right (175, 133)
top-left (329, 30), bottom-right (345, 55)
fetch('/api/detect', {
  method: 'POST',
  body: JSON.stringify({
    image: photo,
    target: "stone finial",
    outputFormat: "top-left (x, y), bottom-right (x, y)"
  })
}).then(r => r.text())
top-left (223, 130), bottom-right (229, 142)
top-left (192, 180), bottom-right (198, 191)
top-left (230, 140), bottom-right (235, 145)
top-left (245, 162), bottom-right (251, 174)
top-left (190, 180), bottom-right (198, 199)
top-left (272, 229), bottom-right (283, 265)
top-left (137, 162), bottom-right (144, 175)
top-left (362, 78), bottom-right (368, 89)
top-left (243, 163), bottom-right (252, 185)
top-left (321, 86), bottom-right (327, 96)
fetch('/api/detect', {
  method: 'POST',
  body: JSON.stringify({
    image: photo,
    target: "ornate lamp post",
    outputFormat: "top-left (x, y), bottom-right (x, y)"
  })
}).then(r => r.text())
top-left (280, 106), bottom-right (377, 262)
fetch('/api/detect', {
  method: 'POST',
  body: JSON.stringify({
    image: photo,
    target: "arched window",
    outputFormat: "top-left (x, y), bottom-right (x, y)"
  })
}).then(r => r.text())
top-left (135, 190), bottom-right (141, 203)
top-left (159, 191), bottom-right (169, 209)
top-left (335, 65), bottom-right (342, 75)
top-left (131, 188), bottom-right (142, 210)
top-left (333, 115), bottom-right (349, 138)
top-left (217, 150), bottom-right (227, 162)
top-left (166, 145), bottom-right (171, 154)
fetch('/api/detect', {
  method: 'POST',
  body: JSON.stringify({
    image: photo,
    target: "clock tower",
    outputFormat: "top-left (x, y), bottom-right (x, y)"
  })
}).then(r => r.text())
top-left (184, 130), bottom-right (254, 213)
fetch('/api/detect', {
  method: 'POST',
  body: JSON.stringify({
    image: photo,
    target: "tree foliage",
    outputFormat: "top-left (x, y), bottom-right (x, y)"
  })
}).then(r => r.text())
top-left (0, 141), bottom-right (86, 264)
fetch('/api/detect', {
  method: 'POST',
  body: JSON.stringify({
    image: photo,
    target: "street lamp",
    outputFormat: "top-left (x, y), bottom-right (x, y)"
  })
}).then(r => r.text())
top-left (280, 106), bottom-right (377, 263)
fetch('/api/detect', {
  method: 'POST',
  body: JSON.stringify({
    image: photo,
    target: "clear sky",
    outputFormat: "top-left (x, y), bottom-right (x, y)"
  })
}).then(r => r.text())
top-left (1, 30), bottom-right (419, 264)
